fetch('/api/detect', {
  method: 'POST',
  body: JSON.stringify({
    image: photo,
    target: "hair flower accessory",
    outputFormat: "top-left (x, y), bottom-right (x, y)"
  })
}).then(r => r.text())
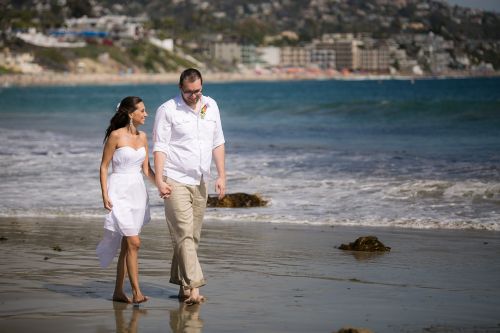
top-left (200, 104), bottom-right (208, 119)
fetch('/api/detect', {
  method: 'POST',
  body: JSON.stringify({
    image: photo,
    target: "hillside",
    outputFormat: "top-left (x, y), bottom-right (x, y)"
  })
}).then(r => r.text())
top-left (1, 0), bottom-right (500, 73)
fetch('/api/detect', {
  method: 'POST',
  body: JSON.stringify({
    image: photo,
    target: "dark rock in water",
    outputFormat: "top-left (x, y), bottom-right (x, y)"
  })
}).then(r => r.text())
top-left (0, 236), bottom-right (8, 241)
top-left (207, 193), bottom-right (268, 208)
top-left (336, 327), bottom-right (374, 333)
top-left (339, 236), bottom-right (391, 252)
top-left (52, 245), bottom-right (63, 252)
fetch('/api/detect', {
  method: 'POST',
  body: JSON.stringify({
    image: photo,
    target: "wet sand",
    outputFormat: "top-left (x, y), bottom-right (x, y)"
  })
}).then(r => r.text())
top-left (1, 216), bottom-right (500, 333)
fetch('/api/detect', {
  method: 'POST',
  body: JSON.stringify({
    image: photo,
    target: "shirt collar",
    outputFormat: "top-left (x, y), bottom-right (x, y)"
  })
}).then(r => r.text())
top-left (175, 95), bottom-right (207, 110)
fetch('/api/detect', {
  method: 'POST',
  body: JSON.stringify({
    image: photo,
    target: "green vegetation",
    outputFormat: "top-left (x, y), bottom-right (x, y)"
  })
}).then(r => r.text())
top-left (72, 44), bottom-right (134, 68)
top-left (1, 0), bottom-right (499, 72)
top-left (0, 65), bottom-right (16, 74)
top-left (128, 41), bottom-right (196, 72)
top-left (33, 47), bottom-right (68, 71)
top-left (4, 37), bottom-right (195, 73)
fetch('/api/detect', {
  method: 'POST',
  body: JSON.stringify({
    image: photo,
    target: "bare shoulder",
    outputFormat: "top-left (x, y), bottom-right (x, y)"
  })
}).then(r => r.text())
top-left (107, 128), bottom-right (123, 143)
top-left (110, 127), bottom-right (125, 138)
top-left (139, 131), bottom-right (148, 143)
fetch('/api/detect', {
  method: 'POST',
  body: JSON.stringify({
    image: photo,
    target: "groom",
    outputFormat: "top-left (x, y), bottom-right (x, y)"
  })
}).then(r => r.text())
top-left (152, 68), bottom-right (226, 304)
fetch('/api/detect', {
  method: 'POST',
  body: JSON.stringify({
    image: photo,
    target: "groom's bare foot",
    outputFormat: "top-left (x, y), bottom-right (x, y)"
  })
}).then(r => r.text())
top-left (184, 288), bottom-right (205, 305)
top-left (112, 292), bottom-right (131, 303)
top-left (178, 286), bottom-right (190, 301)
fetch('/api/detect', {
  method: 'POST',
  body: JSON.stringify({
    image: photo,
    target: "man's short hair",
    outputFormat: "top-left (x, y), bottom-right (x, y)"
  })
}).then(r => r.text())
top-left (179, 68), bottom-right (203, 87)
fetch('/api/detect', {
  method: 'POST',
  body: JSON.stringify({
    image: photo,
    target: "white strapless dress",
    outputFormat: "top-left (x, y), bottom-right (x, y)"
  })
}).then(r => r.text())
top-left (96, 146), bottom-right (150, 268)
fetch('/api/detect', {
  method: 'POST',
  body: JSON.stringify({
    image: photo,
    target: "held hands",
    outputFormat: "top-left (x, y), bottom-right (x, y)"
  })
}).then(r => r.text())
top-left (215, 176), bottom-right (226, 200)
top-left (156, 177), bottom-right (223, 199)
top-left (157, 180), bottom-right (173, 199)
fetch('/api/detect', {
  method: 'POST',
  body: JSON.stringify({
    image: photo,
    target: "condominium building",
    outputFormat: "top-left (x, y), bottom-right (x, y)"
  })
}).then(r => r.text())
top-left (359, 46), bottom-right (390, 72)
top-left (241, 44), bottom-right (258, 65)
top-left (280, 46), bottom-right (311, 67)
top-left (257, 46), bottom-right (281, 67)
top-left (310, 43), bottom-right (336, 69)
top-left (334, 39), bottom-right (361, 70)
top-left (211, 42), bottom-right (242, 64)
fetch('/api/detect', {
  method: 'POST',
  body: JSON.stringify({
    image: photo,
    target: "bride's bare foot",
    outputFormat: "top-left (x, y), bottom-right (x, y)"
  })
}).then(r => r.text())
top-left (184, 288), bottom-right (205, 305)
top-left (132, 290), bottom-right (149, 304)
top-left (132, 295), bottom-right (149, 304)
top-left (178, 286), bottom-right (190, 301)
top-left (112, 292), bottom-right (131, 304)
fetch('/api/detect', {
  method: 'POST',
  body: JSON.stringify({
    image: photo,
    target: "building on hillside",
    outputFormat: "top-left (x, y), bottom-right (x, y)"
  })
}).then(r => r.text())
top-left (310, 43), bottom-right (336, 69)
top-left (280, 46), bottom-right (311, 67)
top-left (428, 50), bottom-right (453, 73)
top-left (375, 0), bottom-right (408, 7)
top-left (211, 42), bottom-right (242, 65)
top-left (257, 46), bottom-right (280, 67)
top-left (392, 48), bottom-right (421, 74)
top-left (54, 15), bottom-right (147, 40)
top-left (335, 39), bottom-right (362, 70)
top-left (149, 37), bottom-right (174, 51)
top-left (16, 28), bottom-right (86, 48)
top-left (359, 44), bottom-right (390, 72)
top-left (241, 44), bottom-right (258, 66)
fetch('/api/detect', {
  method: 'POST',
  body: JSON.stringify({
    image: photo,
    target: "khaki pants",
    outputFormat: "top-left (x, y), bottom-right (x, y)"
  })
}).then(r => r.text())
top-left (164, 177), bottom-right (207, 288)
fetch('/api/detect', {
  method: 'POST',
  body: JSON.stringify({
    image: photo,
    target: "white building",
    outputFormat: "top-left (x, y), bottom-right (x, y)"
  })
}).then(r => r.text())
top-left (62, 15), bottom-right (147, 40)
top-left (257, 46), bottom-right (280, 67)
top-left (16, 28), bottom-right (85, 48)
top-left (241, 45), bottom-right (258, 65)
top-left (211, 42), bottom-right (241, 64)
top-left (149, 37), bottom-right (174, 51)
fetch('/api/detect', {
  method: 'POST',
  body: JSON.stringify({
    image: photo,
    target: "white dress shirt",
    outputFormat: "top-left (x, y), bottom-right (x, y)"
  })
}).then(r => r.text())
top-left (152, 95), bottom-right (225, 185)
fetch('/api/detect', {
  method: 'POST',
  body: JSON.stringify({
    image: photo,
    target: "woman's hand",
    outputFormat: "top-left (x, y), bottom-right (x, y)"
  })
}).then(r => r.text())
top-left (103, 196), bottom-right (113, 211)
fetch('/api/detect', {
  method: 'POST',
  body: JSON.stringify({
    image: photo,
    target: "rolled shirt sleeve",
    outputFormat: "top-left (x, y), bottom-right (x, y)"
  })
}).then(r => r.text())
top-left (152, 103), bottom-right (172, 155)
top-left (210, 99), bottom-right (225, 149)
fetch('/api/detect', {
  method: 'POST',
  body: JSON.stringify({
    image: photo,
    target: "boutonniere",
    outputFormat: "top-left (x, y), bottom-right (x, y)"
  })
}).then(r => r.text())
top-left (200, 104), bottom-right (208, 119)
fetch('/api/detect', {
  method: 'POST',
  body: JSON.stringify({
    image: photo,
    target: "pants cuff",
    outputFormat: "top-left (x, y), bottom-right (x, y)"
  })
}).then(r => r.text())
top-left (170, 277), bottom-right (206, 289)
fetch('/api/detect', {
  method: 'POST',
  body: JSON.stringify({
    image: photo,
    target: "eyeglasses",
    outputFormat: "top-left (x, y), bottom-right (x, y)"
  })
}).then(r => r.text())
top-left (181, 88), bottom-right (202, 96)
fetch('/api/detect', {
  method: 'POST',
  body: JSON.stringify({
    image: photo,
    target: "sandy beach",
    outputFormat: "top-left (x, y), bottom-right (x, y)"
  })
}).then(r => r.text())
top-left (2, 71), bottom-right (499, 87)
top-left (1, 216), bottom-right (499, 333)
top-left (0, 72), bottom-right (315, 87)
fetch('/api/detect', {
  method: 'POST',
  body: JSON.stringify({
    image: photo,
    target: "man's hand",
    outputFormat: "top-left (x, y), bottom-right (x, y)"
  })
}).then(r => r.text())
top-left (215, 176), bottom-right (226, 200)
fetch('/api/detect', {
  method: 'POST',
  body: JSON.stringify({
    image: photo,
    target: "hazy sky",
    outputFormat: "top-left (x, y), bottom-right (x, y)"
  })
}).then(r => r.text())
top-left (446, 0), bottom-right (500, 12)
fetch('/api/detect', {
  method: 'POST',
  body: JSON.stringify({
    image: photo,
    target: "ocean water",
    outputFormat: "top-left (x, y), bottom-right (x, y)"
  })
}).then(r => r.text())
top-left (1, 78), bottom-right (499, 230)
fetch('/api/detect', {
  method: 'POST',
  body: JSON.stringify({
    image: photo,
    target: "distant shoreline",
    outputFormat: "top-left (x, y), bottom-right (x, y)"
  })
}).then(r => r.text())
top-left (1, 71), bottom-right (499, 87)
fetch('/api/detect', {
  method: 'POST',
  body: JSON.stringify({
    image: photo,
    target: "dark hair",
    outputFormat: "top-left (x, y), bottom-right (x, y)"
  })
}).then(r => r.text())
top-left (179, 68), bottom-right (203, 87)
top-left (103, 96), bottom-right (143, 143)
